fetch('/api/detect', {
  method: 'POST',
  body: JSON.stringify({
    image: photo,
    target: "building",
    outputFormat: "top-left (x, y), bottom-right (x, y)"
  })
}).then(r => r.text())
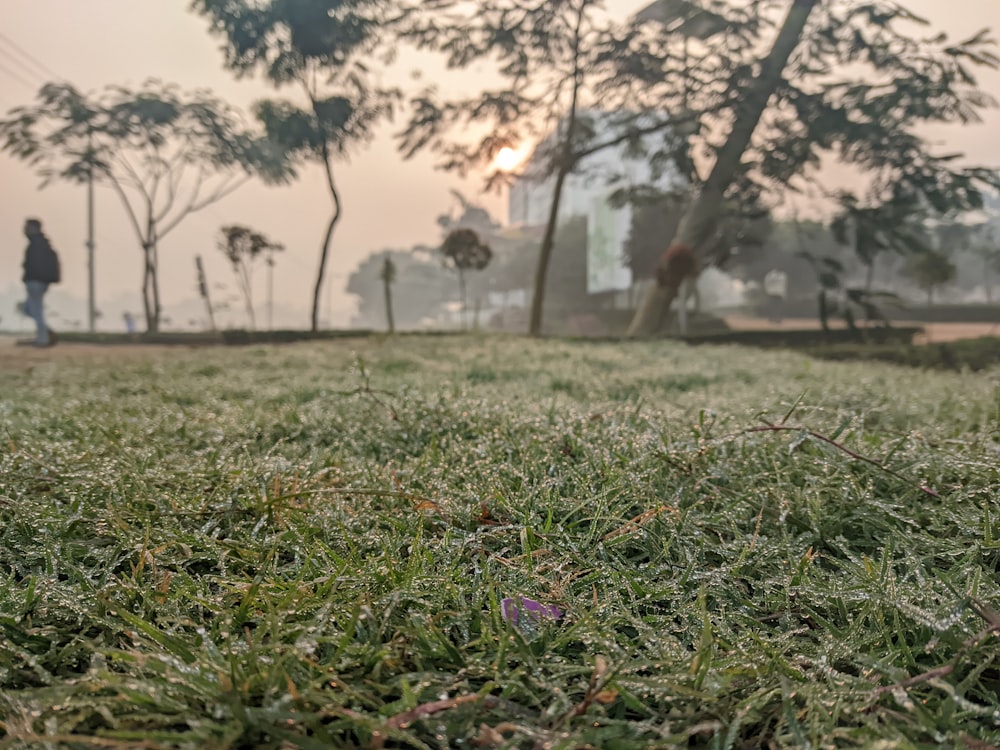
top-left (508, 110), bottom-right (686, 295)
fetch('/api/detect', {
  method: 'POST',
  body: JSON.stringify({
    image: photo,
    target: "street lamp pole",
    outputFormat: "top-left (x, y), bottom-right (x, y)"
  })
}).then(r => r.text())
top-left (86, 132), bottom-right (97, 332)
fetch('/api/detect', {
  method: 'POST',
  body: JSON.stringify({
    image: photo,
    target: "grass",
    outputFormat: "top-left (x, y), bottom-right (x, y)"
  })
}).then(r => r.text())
top-left (1, 335), bottom-right (999, 749)
top-left (806, 336), bottom-right (1000, 373)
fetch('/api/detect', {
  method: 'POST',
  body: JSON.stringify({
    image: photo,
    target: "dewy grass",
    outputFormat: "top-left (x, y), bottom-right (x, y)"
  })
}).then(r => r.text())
top-left (0, 335), bottom-right (998, 749)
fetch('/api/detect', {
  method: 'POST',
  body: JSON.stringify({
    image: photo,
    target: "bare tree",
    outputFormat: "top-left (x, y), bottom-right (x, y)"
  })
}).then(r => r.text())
top-left (218, 224), bottom-right (284, 330)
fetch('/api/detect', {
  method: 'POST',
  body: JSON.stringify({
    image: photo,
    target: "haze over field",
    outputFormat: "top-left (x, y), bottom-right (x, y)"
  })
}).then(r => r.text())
top-left (1, 0), bottom-right (998, 330)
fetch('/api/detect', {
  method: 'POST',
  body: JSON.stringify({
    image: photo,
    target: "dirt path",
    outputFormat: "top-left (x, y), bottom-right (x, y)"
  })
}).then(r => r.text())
top-left (0, 336), bottom-right (185, 373)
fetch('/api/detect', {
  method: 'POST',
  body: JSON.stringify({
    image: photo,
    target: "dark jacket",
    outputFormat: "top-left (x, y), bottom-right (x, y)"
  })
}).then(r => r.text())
top-left (23, 234), bottom-right (61, 284)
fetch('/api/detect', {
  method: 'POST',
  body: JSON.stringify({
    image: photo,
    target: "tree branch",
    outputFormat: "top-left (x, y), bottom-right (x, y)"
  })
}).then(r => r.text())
top-left (740, 423), bottom-right (940, 499)
top-left (104, 170), bottom-right (150, 248)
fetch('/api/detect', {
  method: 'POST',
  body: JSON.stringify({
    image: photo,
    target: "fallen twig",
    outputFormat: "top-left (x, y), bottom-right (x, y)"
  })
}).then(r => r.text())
top-left (549, 656), bottom-right (619, 730)
top-left (739, 423), bottom-right (941, 499)
top-left (602, 504), bottom-right (681, 541)
top-left (873, 599), bottom-right (1000, 697)
top-left (365, 694), bottom-right (509, 749)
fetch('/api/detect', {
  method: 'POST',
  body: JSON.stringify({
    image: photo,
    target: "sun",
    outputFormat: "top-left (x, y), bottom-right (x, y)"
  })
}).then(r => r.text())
top-left (493, 145), bottom-right (525, 172)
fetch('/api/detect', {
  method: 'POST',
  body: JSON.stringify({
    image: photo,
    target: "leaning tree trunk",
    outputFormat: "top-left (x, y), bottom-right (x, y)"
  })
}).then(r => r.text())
top-left (311, 144), bottom-right (342, 333)
top-left (627, 0), bottom-right (820, 337)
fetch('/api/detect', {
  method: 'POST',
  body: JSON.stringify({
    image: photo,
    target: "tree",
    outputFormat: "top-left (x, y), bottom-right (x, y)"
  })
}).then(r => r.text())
top-left (398, 0), bottom-right (747, 335)
top-left (797, 251), bottom-right (900, 334)
top-left (218, 224), bottom-right (284, 329)
top-left (906, 249), bottom-right (957, 304)
top-left (0, 80), bottom-right (289, 331)
top-left (963, 224), bottom-right (1000, 303)
top-left (831, 189), bottom-right (933, 297)
top-left (345, 248), bottom-right (452, 329)
top-left (379, 255), bottom-right (397, 333)
top-left (440, 228), bottom-right (493, 329)
top-left (627, 0), bottom-right (1000, 335)
top-left (192, 0), bottom-right (398, 331)
top-left (937, 217), bottom-right (1000, 303)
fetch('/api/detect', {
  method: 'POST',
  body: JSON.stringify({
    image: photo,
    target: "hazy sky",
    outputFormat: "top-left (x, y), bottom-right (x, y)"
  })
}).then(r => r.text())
top-left (1, 0), bottom-right (998, 328)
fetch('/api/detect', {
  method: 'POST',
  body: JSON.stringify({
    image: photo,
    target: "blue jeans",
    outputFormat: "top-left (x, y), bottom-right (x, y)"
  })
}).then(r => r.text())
top-left (25, 280), bottom-right (49, 345)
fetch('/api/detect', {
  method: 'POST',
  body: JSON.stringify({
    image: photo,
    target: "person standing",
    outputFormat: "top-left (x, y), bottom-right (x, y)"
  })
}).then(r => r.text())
top-left (21, 218), bottom-right (61, 347)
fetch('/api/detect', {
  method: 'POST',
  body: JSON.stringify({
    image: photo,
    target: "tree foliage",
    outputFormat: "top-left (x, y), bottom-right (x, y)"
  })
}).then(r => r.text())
top-left (831, 188), bottom-right (934, 293)
top-left (906, 249), bottom-right (957, 304)
top-left (441, 228), bottom-right (493, 274)
top-left (0, 80), bottom-right (290, 331)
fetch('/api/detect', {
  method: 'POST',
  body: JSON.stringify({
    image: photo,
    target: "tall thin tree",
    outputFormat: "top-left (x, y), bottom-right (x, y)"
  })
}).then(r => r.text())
top-left (192, 0), bottom-right (398, 331)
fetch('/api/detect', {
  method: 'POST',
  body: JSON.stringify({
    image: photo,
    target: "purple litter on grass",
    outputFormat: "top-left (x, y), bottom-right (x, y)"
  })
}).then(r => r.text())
top-left (501, 597), bottom-right (563, 626)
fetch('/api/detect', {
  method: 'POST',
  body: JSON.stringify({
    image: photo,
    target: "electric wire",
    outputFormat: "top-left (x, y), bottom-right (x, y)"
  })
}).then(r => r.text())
top-left (0, 32), bottom-right (63, 81)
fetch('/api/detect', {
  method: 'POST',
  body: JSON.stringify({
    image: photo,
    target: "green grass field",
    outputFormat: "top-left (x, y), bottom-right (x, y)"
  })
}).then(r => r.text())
top-left (1, 336), bottom-right (999, 749)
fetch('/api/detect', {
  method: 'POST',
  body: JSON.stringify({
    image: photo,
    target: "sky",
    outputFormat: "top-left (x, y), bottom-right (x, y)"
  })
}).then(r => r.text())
top-left (1, 0), bottom-right (999, 330)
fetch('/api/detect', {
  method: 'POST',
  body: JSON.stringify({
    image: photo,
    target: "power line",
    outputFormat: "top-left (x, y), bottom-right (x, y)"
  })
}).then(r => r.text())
top-left (0, 58), bottom-right (36, 91)
top-left (0, 32), bottom-right (63, 81)
top-left (0, 44), bottom-right (45, 86)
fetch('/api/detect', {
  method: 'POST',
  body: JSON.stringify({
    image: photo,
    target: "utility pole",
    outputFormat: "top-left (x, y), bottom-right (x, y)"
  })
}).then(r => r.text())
top-left (266, 251), bottom-right (275, 330)
top-left (86, 132), bottom-right (97, 332)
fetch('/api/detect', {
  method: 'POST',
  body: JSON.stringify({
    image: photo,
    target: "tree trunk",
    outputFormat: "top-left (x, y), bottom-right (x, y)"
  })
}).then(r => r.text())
top-left (529, 163), bottom-right (573, 337)
top-left (458, 269), bottom-right (467, 330)
top-left (383, 277), bottom-right (395, 333)
top-left (154, 244), bottom-right (162, 330)
top-left (862, 257), bottom-right (877, 324)
top-left (627, 0), bottom-right (820, 337)
top-left (240, 263), bottom-right (256, 330)
top-left (142, 245), bottom-right (156, 332)
top-left (864, 257), bottom-right (876, 294)
top-left (245, 296), bottom-right (257, 330)
top-left (528, 0), bottom-right (585, 338)
top-left (818, 289), bottom-right (830, 334)
top-left (676, 279), bottom-right (687, 335)
top-left (311, 144), bottom-right (342, 332)
top-left (141, 234), bottom-right (162, 333)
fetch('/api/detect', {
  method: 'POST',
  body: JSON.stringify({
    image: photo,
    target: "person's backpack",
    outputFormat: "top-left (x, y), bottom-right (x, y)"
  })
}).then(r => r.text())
top-left (36, 239), bottom-right (61, 284)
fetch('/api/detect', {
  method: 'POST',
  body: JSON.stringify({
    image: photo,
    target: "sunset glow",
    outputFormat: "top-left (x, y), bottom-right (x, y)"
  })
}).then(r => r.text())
top-left (492, 144), bottom-right (530, 172)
